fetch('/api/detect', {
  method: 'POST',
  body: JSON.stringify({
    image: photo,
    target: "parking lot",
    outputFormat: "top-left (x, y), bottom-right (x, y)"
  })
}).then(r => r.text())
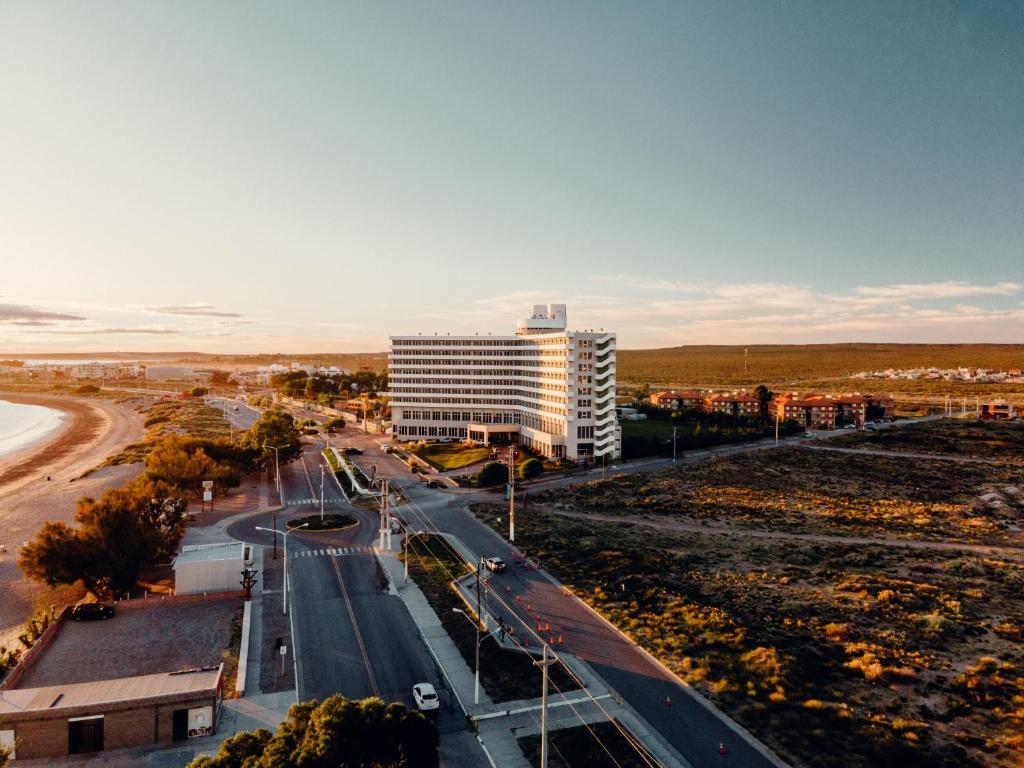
top-left (16, 595), bottom-right (242, 688)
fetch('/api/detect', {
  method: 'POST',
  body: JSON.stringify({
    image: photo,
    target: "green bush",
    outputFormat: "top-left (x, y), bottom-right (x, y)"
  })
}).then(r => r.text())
top-left (520, 457), bottom-right (543, 480)
top-left (478, 462), bottom-right (507, 487)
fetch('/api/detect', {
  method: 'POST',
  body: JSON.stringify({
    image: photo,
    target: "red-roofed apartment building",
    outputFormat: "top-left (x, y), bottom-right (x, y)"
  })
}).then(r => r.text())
top-left (833, 394), bottom-right (867, 426)
top-left (704, 392), bottom-right (761, 419)
top-left (649, 390), bottom-right (707, 410)
top-left (773, 393), bottom-right (837, 429)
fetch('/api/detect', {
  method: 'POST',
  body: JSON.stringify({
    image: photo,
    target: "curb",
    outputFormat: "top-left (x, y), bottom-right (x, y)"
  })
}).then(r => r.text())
top-left (235, 600), bottom-right (252, 696)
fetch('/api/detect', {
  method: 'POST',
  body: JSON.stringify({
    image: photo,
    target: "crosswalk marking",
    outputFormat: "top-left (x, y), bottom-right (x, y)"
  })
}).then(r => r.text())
top-left (291, 545), bottom-right (371, 559)
top-left (281, 498), bottom-right (346, 506)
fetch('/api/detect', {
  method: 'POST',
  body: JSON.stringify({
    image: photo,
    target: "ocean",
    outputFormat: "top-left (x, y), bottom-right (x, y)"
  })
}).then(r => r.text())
top-left (0, 399), bottom-right (66, 460)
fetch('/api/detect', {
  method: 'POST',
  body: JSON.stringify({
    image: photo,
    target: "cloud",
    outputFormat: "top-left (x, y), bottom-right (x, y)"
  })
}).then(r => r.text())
top-left (36, 327), bottom-right (181, 335)
top-left (854, 281), bottom-right (1021, 300)
top-left (0, 303), bottom-right (86, 325)
top-left (149, 304), bottom-right (242, 318)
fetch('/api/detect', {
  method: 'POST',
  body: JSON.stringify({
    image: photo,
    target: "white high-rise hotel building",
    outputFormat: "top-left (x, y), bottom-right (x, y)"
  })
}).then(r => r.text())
top-left (389, 304), bottom-right (620, 461)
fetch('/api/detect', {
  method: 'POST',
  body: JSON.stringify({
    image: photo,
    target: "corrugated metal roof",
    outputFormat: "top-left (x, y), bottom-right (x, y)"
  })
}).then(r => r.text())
top-left (0, 667), bottom-right (221, 715)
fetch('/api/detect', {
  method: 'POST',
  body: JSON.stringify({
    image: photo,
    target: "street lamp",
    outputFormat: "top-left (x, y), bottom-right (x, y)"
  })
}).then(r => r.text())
top-left (268, 444), bottom-right (287, 500)
top-left (255, 522), bottom-right (308, 615)
top-left (452, 607), bottom-right (482, 705)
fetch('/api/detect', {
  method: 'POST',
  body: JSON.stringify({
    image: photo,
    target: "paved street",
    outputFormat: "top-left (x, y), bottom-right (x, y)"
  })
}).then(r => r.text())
top-left (226, 442), bottom-right (483, 764)
top-left (334, 428), bottom-right (787, 768)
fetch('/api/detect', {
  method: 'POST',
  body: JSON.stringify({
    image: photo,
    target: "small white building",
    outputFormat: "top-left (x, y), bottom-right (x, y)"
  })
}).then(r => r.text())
top-left (173, 542), bottom-right (253, 596)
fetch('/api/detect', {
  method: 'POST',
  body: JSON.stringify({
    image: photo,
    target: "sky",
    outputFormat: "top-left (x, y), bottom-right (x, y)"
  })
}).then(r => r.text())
top-left (1, 1), bottom-right (1022, 353)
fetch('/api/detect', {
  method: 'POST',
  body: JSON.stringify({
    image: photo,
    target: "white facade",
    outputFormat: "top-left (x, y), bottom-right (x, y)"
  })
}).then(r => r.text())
top-left (389, 304), bottom-right (619, 461)
top-left (173, 542), bottom-right (252, 595)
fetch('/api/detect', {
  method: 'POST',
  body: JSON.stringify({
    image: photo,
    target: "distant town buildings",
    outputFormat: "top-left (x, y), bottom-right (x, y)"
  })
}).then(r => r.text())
top-left (389, 304), bottom-right (620, 461)
top-left (853, 367), bottom-right (1024, 383)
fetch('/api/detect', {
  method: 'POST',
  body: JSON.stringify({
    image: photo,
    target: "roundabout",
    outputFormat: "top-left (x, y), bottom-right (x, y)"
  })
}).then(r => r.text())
top-left (285, 513), bottom-right (359, 532)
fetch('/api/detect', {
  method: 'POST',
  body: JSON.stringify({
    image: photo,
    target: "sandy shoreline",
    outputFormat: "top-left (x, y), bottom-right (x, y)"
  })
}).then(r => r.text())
top-left (0, 391), bottom-right (148, 646)
top-left (0, 393), bottom-right (107, 495)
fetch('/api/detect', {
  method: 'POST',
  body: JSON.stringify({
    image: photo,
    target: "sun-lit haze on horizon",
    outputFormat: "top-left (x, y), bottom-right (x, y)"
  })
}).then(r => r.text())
top-left (1, 2), bottom-right (1022, 353)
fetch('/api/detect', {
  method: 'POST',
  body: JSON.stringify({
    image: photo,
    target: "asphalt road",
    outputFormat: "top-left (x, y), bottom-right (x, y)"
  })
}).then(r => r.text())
top-left (225, 443), bottom-right (473, 749)
top-left (336, 429), bottom-right (784, 768)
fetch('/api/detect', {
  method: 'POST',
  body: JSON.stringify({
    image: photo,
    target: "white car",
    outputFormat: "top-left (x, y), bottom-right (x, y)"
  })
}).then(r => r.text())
top-left (412, 683), bottom-right (439, 712)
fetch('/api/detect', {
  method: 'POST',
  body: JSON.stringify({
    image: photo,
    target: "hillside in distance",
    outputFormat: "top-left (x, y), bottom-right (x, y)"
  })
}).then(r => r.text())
top-left (617, 343), bottom-right (1024, 387)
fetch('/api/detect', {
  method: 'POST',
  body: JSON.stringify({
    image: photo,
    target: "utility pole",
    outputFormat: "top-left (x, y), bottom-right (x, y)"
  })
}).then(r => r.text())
top-left (775, 412), bottom-right (780, 444)
top-left (384, 479), bottom-right (391, 549)
top-left (672, 426), bottom-right (678, 462)
top-left (508, 447), bottom-right (516, 543)
top-left (744, 347), bottom-right (748, 375)
top-left (536, 644), bottom-right (556, 768)
top-left (378, 479), bottom-right (389, 548)
top-left (320, 465), bottom-right (325, 522)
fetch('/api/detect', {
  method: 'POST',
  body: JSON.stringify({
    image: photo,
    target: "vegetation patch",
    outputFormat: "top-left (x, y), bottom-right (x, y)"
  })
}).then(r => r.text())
top-left (472, 444), bottom-right (1024, 767)
top-left (409, 441), bottom-right (492, 471)
top-left (104, 398), bottom-right (235, 465)
top-left (404, 535), bottom-right (576, 701)
top-left (518, 720), bottom-right (657, 768)
top-left (540, 445), bottom-right (1024, 545)
top-left (286, 514), bottom-right (358, 532)
top-left (830, 419), bottom-right (1024, 465)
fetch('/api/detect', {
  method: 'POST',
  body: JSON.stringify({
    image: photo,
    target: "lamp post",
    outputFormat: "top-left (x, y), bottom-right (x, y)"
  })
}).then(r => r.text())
top-left (256, 523), bottom-right (308, 615)
top-left (452, 607), bottom-right (482, 705)
top-left (268, 445), bottom-right (286, 501)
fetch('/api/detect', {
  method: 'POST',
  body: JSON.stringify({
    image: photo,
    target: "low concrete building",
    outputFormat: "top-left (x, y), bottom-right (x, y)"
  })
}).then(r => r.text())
top-left (704, 392), bottom-right (760, 419)
top-left (173, 542), bottom-right (252, 596)
top-left (0, 666), bottom-right (222, 760)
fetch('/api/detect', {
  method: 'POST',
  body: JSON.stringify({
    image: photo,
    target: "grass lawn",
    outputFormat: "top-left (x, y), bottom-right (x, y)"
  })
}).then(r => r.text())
top-left (619, 419), bottom-right (675, 440)
top-left (518, 721), bottom-right (656, 768)
top-left (410, 442), bottom-right (492, 471)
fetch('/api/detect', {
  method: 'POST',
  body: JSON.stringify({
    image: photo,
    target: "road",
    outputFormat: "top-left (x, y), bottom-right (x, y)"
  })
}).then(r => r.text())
top-left (225, 441), bottom-right (477, 760)
top-left (336, 429), bottom-right (784, 768)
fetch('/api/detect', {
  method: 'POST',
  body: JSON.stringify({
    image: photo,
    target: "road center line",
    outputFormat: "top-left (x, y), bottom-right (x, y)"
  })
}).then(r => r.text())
top-left (330, 554), bottom-right (380, 698)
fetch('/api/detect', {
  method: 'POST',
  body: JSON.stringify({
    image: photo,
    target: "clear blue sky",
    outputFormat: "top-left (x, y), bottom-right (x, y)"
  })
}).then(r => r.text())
top-left (1, 1), bottom-right (1021, 352)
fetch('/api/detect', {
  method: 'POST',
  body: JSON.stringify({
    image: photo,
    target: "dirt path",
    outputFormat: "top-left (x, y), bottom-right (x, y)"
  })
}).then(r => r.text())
top-left (0, 392), bottom-right (148, 647)
top-left (549, 509), bottom-right (1024, 561)
top-left (805, 443), bottom-right (1023, 466)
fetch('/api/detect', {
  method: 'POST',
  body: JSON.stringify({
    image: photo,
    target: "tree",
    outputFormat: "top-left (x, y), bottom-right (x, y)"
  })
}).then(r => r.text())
top-left (519, 457), bottom-right (543, 480)
top-left (191, 386), bottom-right (209, 397)
top-left (240, 409), bottom-right (302, 464)
top-left (753, 384), bottom-right (774, 423)
top-left (478, 461), bottom-right (507, 487)
top-left (188, 695), bottom-right (437, 768)
top-left (19, 485), bottom-right (173, 598)
top-left (209, 370), bottom-right (232, 386)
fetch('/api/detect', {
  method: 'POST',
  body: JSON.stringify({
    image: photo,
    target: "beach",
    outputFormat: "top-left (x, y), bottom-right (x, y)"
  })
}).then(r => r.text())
top-left (0, 392), bottom-right (147, 648)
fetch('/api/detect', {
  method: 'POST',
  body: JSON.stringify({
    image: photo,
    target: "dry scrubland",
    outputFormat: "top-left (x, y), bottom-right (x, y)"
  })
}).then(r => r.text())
top-left (830, 419), bottom-right (1024, 465)
top-left (476, 420), bottom-right (1024, 768)
top-left (103, 399), bottom-right (233, 465)
top-left (616, 343), bottom-right (1024, 386)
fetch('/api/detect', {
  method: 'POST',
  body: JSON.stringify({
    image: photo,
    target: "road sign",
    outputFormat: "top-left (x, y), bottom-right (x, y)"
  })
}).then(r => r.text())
top-left (203, 491), bottom-right (213, 502)
top-left (202, 480), bottom-right (214, 489)
top-left (279, 645), bottom-right (287, 656)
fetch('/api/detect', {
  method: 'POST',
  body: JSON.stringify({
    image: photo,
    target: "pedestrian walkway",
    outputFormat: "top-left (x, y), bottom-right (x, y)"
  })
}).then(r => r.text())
top-left (290, 545), bottom-right (372, 558)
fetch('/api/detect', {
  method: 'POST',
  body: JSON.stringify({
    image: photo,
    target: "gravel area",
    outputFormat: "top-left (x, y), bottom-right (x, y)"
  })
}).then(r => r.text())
top-left (15, 594), bottom-right (241, 688)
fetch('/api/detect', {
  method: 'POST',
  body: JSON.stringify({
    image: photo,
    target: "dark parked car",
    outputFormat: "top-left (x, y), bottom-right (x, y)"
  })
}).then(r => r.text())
top-left (344, 447), bottom-right (363, 456)
top-left (71, 603), bottom-right (116, 621)
top-left (426, 479), bottom-right (445, 489)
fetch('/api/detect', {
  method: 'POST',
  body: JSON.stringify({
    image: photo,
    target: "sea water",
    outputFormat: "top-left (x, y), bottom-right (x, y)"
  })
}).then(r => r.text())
top-left (0, 400), bottom-right (66, 460)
